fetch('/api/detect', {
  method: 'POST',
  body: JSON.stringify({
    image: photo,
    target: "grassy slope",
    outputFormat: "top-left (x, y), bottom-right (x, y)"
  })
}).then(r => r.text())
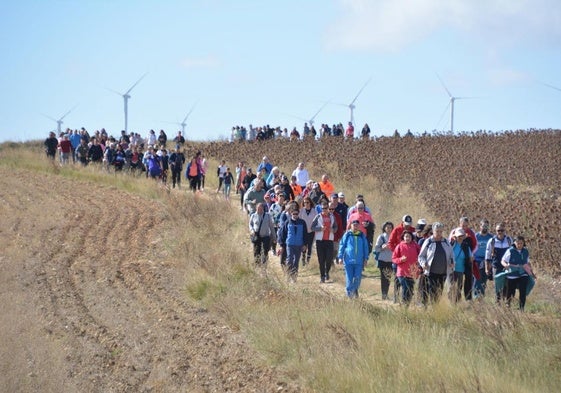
top-left (3, 132), bottom-right (561, 392)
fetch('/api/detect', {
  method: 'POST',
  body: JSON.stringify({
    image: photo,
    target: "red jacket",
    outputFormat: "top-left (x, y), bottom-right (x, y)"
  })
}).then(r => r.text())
top-left (392, 241), bottom-right (421, 278)
top-left (388, 223), bottom-right (415, 251)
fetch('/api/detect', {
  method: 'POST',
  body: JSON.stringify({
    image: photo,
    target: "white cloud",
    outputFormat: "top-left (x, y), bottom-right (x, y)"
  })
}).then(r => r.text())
top-left (179, 55), bottom-right (221, 69)
top-left (325, 0), bottom-right (561, 52)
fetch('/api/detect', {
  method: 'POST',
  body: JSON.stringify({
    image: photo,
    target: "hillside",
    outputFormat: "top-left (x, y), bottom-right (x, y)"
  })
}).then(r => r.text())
top-left (0, 166), bottom-right (298, 392)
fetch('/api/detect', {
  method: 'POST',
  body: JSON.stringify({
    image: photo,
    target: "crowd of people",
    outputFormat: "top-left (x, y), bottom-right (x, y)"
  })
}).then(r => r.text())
top-left (240, 156), bottom-right (537, 309)
top-left (43, 128), bottom-right (219, 192)
top-left (44, 129), bottom-right (537, 309)
top-left (229, 122), bottom-right (399, 142)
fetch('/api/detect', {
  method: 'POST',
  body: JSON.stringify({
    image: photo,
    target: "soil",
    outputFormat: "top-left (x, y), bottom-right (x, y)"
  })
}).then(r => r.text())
top-left (0, 167), bottom-right (300, 393)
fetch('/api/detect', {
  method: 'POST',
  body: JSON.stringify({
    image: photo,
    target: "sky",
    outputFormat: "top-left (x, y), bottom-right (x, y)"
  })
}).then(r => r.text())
top-left (1, 0), bottom-right (561, 143)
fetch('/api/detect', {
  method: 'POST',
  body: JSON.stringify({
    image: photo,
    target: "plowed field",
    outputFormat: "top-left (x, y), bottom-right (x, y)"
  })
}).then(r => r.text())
top-left (0, 167), bottom-right (297, 392)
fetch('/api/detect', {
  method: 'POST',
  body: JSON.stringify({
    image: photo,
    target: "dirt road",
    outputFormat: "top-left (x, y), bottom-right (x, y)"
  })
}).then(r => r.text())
top-left (0, 167), bottom-right (298, 392)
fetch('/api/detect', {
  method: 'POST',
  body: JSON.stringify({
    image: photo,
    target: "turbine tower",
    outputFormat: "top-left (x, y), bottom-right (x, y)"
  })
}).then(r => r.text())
top-left (436, 74), bottom-right (473, 133)
top-left (42, 106), bottom-right (77, 134)
top-left (334, 78), bottom-right (372, 125)
top-left (108, 73), bottom-right (147, 133)
top-left (165, 102), bottom-right (197, 134)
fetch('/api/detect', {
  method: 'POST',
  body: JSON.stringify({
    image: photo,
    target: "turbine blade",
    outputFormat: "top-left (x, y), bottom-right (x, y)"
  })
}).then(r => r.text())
top-left (435, 102), bottom-right (450, 130)
top-left (59, 104), bottom-right (78, 121)
top-left (105, 87), bottom-right (123, 96)
top-left (349, 77), bottom-right (372, 106)
top-left (41, 113), bottom-right (58, 122)
top-left (540, 82), bottom-right (561, 93)
top-left (436, 73), bottom-right (453, 98)
top-left (125, 72), bottom-right (148, 95)
top-left (181, 102), bottom-right (198, 124)
top-left (309, 99), bottom-right (332, 122)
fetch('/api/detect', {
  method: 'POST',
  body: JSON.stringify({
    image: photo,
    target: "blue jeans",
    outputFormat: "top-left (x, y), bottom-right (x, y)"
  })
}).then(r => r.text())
top-left (398, 277), bottom-right (415, 304)
top-left (344, 263), bottom-right (363, 298)
top-left (286, 245), bottom-right (303, 277)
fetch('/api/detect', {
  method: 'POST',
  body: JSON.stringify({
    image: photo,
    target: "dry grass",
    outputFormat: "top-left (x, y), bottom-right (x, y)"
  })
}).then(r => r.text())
top-left (2, 135), bottom-right (561, 392)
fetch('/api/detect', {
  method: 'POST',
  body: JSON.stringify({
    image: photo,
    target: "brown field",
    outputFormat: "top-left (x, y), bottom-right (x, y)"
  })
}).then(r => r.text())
top-left (1, 129), bottom-right (560, 392)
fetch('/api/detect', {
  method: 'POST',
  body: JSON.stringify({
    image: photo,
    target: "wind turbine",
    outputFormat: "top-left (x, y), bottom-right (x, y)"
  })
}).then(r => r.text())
top-left (164, 102), bottom-right (198, 134)
top-left (42, 105), bottom-right (77, 134)
top-left (287, 100), bottom-right (332, 126)
top-left (334, 78), bottom-right (372, 125)
top-left (107, 73), bottom-right (148, 133)
top-left (436, 74), bottom-right (475, 133)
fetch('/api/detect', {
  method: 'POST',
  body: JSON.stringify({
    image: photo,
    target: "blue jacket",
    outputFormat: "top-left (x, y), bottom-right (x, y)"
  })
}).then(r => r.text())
top-left (278, 217), bottom-right (307, 247)
top-left (338, 230), bottom-right (369, 265)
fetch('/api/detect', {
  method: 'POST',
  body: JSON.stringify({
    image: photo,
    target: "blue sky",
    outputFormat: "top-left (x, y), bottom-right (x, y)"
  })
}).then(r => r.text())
top-left (1, 0), bottom-right (561, 143)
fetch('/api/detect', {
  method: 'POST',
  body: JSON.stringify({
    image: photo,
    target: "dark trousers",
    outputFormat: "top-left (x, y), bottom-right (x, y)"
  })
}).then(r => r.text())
top-left (427, 273), bottom-right (446, 304)
top-left (451, 270), bottom-right (474, 302)
top-left (188, 176), bottom-right (198, 192)
top-left (253, 236), bottom-right (271, 264)
top-left (302, 232), bottom-right (314, 263)
top-left (171, 167), bottom-right (182, 187)
top-left (315, 240), bottom-right (334, 280)
top-left (506, 276), bottom-right (529, 310)
top-left (378, 261), bottom-right (393, 298)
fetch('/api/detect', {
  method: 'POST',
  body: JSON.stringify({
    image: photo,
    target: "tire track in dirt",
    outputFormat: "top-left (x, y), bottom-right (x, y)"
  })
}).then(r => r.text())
top-left (0, 167), bottom-right (299, 393)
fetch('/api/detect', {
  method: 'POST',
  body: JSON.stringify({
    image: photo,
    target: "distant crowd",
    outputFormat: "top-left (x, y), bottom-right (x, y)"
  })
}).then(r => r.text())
top-left (44, 128), bottom-right (537, 310)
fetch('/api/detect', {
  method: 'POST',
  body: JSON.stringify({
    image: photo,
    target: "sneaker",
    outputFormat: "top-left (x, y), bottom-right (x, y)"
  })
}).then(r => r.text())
top-left (325, 274), bottom-right (330, 281)
top-left (320, 277), bottom-right (325, 283)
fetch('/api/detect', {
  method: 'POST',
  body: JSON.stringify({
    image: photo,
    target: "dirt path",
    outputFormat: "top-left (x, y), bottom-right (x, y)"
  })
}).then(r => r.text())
top-left (0, 168), bottom-right (298, 393)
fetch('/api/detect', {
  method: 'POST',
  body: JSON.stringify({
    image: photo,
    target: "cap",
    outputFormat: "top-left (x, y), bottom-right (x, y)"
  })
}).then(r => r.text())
top-left (454, 228), bottom-right (466, 237)
top-left (402, 215), bottom-right (413, 225)
top-left (330, 193), bottom-right (339, 198)
top-left (338, 192), bottom-right (345, 198)
top-left (356, 194), bottom-right (364, 200)
top-left (415, 219), bottom-right (427, 231)
top-left (351, 219), bottom-right (360, 225)
top-left (313, 182), bottom-right (320, 189)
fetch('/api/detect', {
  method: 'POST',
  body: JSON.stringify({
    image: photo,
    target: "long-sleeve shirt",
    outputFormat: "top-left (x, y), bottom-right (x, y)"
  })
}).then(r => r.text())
top-left (392, 241), bottom-right (421, 278)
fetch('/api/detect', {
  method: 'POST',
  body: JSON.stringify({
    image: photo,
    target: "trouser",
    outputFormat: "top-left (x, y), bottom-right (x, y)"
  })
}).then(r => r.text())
top-left (315, 240), bottom-right (334, 280)
top-left (393, 263), bottom-right (401, 302)
top-left (451, 270), bottom-right (473, 302)
top-left (223, 183), bottom-right (232, 199)
top-left (171, 167), bottom-right (181, 187)
top-left (427, 273), bottom-right (447, 304)
top-left (378, 261), bottom-right (393, 298)
top-left (506, 276), bottom-right (529, 310)
top-left (398, 277), bottom-right (415, 304)
top-left (474, 266), bottom-right (487, 297)
top-left (286, 245), bottom-right (303, 279)
top-left (239, 189), bottom-right (246, 209)
top-left (302, 232), bottom-right (314, 264)
top-left (188, 176), bottom-right (198, 192)
top-left (344, 263), bottom-right (363, 298)
top-left (493, 266), bottom-right (507, 302)
top-left (253, 236), bottom-right (271, 265)
top-left (217, 177), bottom-right (224, 191)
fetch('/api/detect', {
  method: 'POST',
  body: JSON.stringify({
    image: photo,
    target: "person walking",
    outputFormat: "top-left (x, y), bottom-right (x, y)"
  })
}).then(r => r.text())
top-left (277, 206), bottom-right (308, 283)
top-left (392, 231), bottom-right (421, 305)
top-left (338, 219), bottom-right (369, 298)
top-left (500, 236), bottom-right (537, 311)
top-left (374, 221), bottom-right (394, 300)
top-left (311, 199), bottom-right (338, 283)
top-left (249, 203), bottom-right (277, 266)
top-left (418, 222), bottom-right (455, 305)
